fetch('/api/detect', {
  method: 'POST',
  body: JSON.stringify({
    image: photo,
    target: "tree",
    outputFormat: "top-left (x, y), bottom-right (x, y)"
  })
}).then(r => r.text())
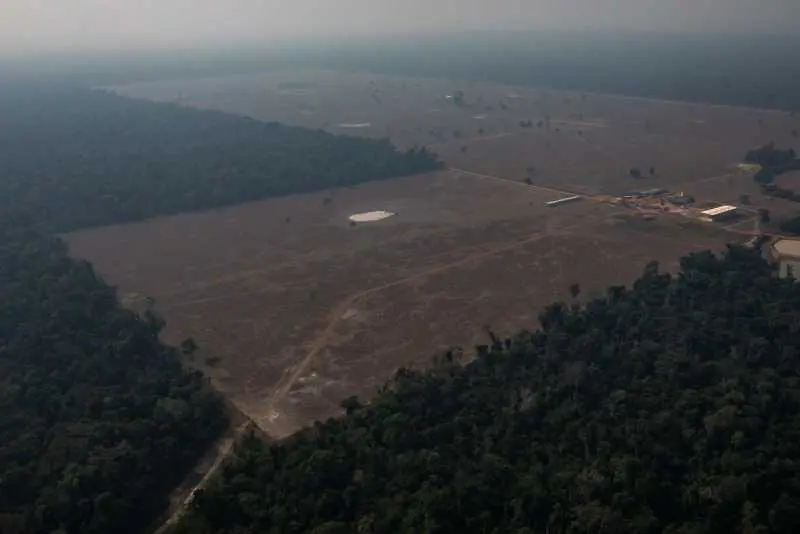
top-left (758, 208), bottom-right (771, 223)
top-left (649, 166), bottom-right (656, 176)
top-left (740, 194), bottom-right (751, 205)
top-left (780, 216), bottom-right (800, 235)
top-left (180, 337), bottom-right (199, 356)
top-left (569, 283), bottom-right (581, 299)
top-left (630, 167), bottom-right (643, 179)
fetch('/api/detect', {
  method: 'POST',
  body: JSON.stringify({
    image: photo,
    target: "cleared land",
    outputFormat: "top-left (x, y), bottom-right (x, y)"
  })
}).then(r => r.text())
top-left (68, 170), bottom-right (728, 438)
top-left (67, 71), bottom-right (800, 437)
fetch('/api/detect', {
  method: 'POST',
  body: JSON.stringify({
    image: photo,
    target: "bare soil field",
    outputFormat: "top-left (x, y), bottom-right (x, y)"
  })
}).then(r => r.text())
top-left (75, 69), bottom-right (800, 438)
top-left (67, 170), bottom-right (731, 438)
top-left (113, 69), bottom-right (800, 197)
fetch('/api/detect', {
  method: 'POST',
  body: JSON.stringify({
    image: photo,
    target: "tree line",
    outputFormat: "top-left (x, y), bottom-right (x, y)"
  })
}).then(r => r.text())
top-left (0, 85), bottom-right (441, 232)
top-left (0, 221), bottom-right (228, 534)
top-left (176, 247), bottom-right (800, 534)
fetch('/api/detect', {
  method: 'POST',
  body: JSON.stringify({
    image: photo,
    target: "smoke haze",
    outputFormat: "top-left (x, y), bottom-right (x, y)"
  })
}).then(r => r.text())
top-left (3, 0), bottom-right (799, 58)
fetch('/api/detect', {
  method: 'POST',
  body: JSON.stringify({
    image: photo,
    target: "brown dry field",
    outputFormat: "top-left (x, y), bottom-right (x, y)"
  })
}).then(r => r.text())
top-left (68, 70), bottom-right (799, 437)
top-left (68, 169), bottom-right (730, 438)
top-left (114, 69), bottom-right (800, 196)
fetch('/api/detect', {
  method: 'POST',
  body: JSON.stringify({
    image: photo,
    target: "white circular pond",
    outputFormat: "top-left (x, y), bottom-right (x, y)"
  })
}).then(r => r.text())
top-left (348, 210), bottom-right (396, 223)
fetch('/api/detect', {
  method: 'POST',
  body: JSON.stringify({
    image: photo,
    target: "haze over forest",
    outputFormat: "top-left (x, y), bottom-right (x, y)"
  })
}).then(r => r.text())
top-left (3, 0), bottom-right (799, 58)
top-left (6, 0), bottom-right (800, 532)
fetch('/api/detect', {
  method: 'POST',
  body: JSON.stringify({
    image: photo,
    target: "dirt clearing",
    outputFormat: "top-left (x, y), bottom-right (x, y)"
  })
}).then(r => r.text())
top-left (67, 170), bottom-right (731, 437)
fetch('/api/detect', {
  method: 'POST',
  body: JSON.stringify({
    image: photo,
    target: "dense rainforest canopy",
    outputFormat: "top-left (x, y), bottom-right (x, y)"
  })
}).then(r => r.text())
top-left (0, 85), bottom-right (441, 232)
top-left (177, 247), bottom-right (800, 534)
top-left (0, 222), bottom-right (227, 534)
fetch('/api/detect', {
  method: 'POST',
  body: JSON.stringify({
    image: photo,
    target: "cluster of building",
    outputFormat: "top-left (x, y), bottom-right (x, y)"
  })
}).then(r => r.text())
top-left (770, 239), bottom-right (800, 279)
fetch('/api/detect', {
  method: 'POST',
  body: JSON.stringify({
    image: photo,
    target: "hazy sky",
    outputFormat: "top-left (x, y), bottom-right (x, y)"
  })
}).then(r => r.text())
top-left (2, 0), bottom-right (798, 57)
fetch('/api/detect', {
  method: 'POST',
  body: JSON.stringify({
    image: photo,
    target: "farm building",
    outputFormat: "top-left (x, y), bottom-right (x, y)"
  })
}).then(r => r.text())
top-left (545, 195), bottom-right (582, 207)
top-left (700, 205), bottom-right (737, 222)
top-left (771, 239), bottom-right (800, 279)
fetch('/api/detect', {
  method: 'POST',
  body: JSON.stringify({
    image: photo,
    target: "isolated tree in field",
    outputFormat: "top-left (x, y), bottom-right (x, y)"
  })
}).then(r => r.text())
top-left (630, 168), bottom-right (643, 179)
top-left (759, 208), bottom-right (771, 223)
top-left (340, 396), bottom-right (362, 415)
top-left (740, 194), bottom-right (751, 205)
top-left (460, 145), bottom-right (467, 153)
top-left (477, 128), bottom-right (485, 136)
top-left (180, 337), bottom-right (198, 357)
top-left (649, 166), bottom-right (656, 176)
top-left (524, 177), bottom-right (533, 185)
top-left (568, 283), bottom-right (581, 299)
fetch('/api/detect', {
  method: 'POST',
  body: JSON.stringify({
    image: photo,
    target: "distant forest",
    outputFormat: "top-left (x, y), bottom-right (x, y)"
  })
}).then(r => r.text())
top-left (318, 33), bottom-right (800, 111)
top-left (0, 86), bottom-right (441, 232)
top-left (176, 248), bottom-right (800, 534)
top-left (7, 32), bottom-right (800, 111)
top-left (0, 223), bottom-right (227, 534)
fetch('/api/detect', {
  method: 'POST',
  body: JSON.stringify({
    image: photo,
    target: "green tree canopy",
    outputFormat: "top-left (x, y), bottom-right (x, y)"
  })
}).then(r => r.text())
top-left (0, 223), bottom-right (227, 534)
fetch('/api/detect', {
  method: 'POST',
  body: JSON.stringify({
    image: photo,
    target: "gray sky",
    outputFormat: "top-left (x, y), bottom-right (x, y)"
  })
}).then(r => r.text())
top-left (2, 0), bottom-right (799, 57)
